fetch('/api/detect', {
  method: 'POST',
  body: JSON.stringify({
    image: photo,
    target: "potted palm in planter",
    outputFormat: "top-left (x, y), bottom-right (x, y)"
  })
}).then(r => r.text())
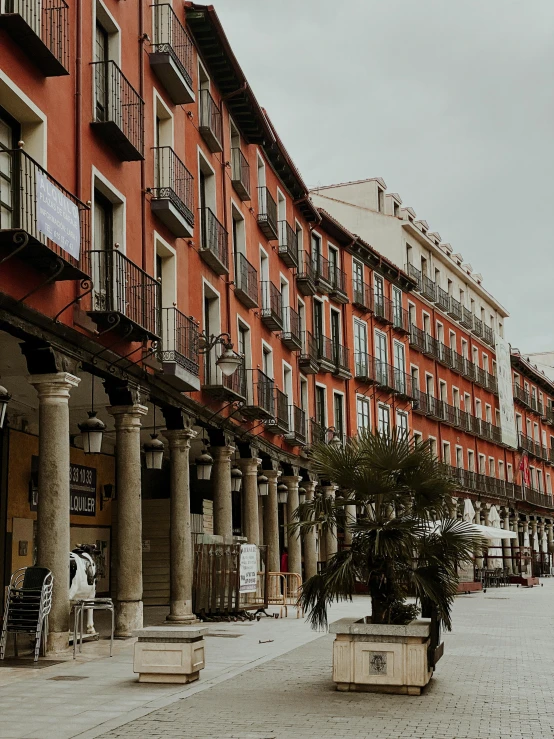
top-left (295, 431), bottom-right (485, 695)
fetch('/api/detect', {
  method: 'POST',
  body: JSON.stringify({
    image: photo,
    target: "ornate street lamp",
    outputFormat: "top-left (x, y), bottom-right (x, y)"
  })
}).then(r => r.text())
top-left (78, 375), bottom-right (105, 454)
top-left (257, 473), bottom-right (269, 497)
top-left (198, 331), bottom-right (242, 377)
top-left (327, 426), bottom-right (342, 449)
top-left (231, 465), bottom-right (243, 492)
top-left (195, 436), bottom-right (214, 480)
top-left (144, 404), bottom-right (164, 470)
top-left (277, 483), bottom-right (288, 504)
top-left (298, 486), bottom-right (307, 504)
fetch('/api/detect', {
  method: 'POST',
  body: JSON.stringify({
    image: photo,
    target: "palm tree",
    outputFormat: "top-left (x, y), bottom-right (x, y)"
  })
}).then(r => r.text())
top-left (294, 430), bottom-right (485, 631)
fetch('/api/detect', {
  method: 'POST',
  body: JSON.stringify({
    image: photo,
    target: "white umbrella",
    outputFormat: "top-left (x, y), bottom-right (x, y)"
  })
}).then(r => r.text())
top-left (463, 498), bottom-right (475, 523)
top-left (487, 506), bottom-right (503, 569)
top-left (533, 530), bottom-right (540, 552)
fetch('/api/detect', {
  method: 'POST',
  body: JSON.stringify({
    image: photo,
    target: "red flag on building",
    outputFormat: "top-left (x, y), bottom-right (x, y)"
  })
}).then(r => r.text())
top-left (519, 452), bottom-right (531, 487)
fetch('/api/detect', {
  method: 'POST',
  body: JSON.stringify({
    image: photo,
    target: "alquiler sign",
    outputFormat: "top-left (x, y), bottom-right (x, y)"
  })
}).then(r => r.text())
top-left (30, 457), bottom-right (97, 516)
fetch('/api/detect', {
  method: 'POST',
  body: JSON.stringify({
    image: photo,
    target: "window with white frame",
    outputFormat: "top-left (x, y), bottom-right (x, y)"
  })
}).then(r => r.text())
top-left (396, 410), bottom-right (408, 439)
top-left (357, 396), bottom-right (370, 433)
top-left (468, 450), bottom-right (475, 472)
top-left (488, 458), bottom-right (495, 477)
top-left (378, 404), bottom-right (390, 437)
top-left (456, 446), bottom-right (463, 469)
top-left (442, 441), bottom-right (451, 465)
top-left (507, 463), bottom-right (513, 482)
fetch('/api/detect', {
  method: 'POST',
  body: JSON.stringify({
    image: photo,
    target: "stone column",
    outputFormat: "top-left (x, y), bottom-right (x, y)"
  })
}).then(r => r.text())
top-left (282, 475), bottom-right (302, 577)
top-left (29, 372), bottom-right (80, 653)
top-left (211, 445), bottom-right (235, 541)
top-left (474, 500), bottom-right (483, 569)
top-left (263, 469), bottom-right (281, 573)
top-left (343, 496), bottom-right (357, 547)
top-left (302, 481), bottom-right (318, 581)
top-left (108, 404), bottom-right (148, 637)
top-left (522, 519), bottom-right (530, 575)
top-left (164, 428), bottom-right (197, 623)
top-left (321, 485), bottom-right (338, 561)
top-left (501, 508), bottom-right (513, 573)
top-left (511, 518), bottom-right (520, 574)
top-left (237, 457), bottom-right (261, 545)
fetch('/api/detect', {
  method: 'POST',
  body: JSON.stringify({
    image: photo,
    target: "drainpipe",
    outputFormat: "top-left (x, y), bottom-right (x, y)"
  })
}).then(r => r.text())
top-left (220, 113), bottom-right (232, 338)
top-left (75, 0), bottom-right (82, 199)
top-left (139, 1), bottom-right (146, 271)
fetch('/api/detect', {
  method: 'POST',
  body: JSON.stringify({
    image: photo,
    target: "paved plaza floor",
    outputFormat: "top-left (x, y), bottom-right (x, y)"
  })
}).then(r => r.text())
top-left (1, 581), bottom-right (554, 738)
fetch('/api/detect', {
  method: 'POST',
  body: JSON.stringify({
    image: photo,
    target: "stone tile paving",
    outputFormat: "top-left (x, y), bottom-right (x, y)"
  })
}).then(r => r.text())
top-left (99, 582), bottom-right (554, 739)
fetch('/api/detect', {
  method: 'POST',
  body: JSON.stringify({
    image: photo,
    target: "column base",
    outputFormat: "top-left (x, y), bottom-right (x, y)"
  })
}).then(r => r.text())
top-left (115, 600), bottom-right (143, 637)
top-left (46, 630), bottom-right (71, 655)
top-left (166, 613), bottom-right (198, 624)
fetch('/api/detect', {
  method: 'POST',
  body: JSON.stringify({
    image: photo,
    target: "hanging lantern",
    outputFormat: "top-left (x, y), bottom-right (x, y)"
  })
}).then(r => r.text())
top-left (298, 486), bottom-right (306, 504)
top-left (329, 430), bottom-right (342, 449)
top-left (78, 411), bottom-right (106, 455)
top-left (0, 383), bottom-right (11, 429)
top-left (195, 448), bottom-right (214, 480)
top-left (144, 434), bottom-right (164, 470)
top-left (277, 483), bottom-right (288, 504)
top-left (257, 473), bottom-right (269, 496)
top-left (216, 347), bottom-right (242, 377)
top-left (231, 465), bottom-right (243, 492)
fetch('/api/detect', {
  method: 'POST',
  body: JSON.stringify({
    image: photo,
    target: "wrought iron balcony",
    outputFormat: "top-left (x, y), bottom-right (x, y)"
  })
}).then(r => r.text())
top-left (436, 342), bottom-right (453, 368)
top-left (409, 324), bottom-right (427, 353)
top-left (243, 369), bottom-right (274, 420)
top-left (260, 281), bottom-right (283, 331)
top-left (309, 419), bottom-right (326, 446)
top-left (448, 296), bottom-right (463, 321)
top-left (421, 274), bottom-right (436, 302)
top-left (458, 409), bottom-right (472, 433)
top-left (317, 335), bottom-right (336, 373)
top-left (445, 465), bottom-right (523, 503)
top-left (462, 358), bottom-right (476, 382)
top-left (199, 207), bottom-right (228, 275)
top-left (329, 265), bottom-right (348, 304)
top-left (518, 432), bottom-right (549, 462)
top-left (472, 317), bottom-right (483, 338)
top-left (281, 306), bottom-right (302, 350)
top-left (257, 187), bottom-right (278, 240)
top-left (487, 372), bottom-right (498, 395)
top-left (0, 148), bottom-right (90, 281)
top-left (405, 263), bottom-right (422, 291)
top-left (198, 88), bottom-right (223, 153)
top-left (412, 390), bottom-right (434, 416)
top-left (268, 388), bottom-right (289, 434)
top-left (483, 324), bottom-right (494, 347)
top-left (202, 351), bottom-right (246, 402)
top-left (354, 352), bottom-right (373, 382)
top-left (278, 221), bottom-right (298, 268)
top-left (461, 307), bottom-right (474, 330)
top-left (160, 308), bottom-right (200, 392)
top-left (373, 295), bottom-right (393, 324)
top-left (0, 0), bottom-right (69, 76)
top-left (469, 415), bottom-right (481, 436)
top-left (451, 350), bottom-right (466, 375)
top-left (514, 383), bottom-right (531, 409)
top-left (296, 250), bottom-right (316, 296)
top-left (313, 254), bottom-right (332, 293)
top-left (352, 279), bottom-right (373, 312)
top-left (435, 285), bottom-right (450, 312)
top-left (475, 366), bottom-right (488, 389)
top-left (545, 405), bottom-right (554, 426)
top-left (150, 146), bottom-right (194, 237)
top-left (230, 147), bottom-right (250, 201)
top-left (392, 305), bottom-right (410, 334)
top-left (91, 60), bottom-right (144, 161)
top-left (439, 401), bottom-right (460, 427)
top-left (392, 367), bottom-right (416, 400)
top-left (299, 331), bottom-right (320, 374)
top-left (286, 405), bottom-right (307, 445)
top-left (149, 3), bottom-right (194, 104)
top-left (88, 249), bottom-right (160, 341)
top-left (333, 342), bottom-right (351, 379)
top-left (234, 252), bottom-right (258, 308)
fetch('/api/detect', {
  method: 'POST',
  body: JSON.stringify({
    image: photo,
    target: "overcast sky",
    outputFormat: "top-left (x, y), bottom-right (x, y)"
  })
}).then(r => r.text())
top-left (210, 0), bottom-right (554, 355)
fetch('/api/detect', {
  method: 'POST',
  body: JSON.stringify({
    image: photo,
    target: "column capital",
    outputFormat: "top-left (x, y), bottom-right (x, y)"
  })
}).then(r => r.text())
top-left (29, 372), bottom-right (80, 399)
top-left (236, 457), bottom-right (262, 475)
top-left (164, 427), bottom-right (197, 450)
top-left (107, 404), bottom-right (148, 430)
top-left (321, 484), bottom-right (338, 496)
top-left (281, 475), bottom-right (302, 488)
top-left (210, 445), bottom-right (235, 463)
top-left (264, 469), bottom-right (282, 481)
top-left (303, 480), bottom-right (317, 497)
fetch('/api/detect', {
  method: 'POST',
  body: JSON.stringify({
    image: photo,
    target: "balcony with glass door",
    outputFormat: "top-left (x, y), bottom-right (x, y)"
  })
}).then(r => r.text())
top-left (296, 250), bottom-right (316, 296)
top-left (266, 388), bottom-right (289, 434)
top-left (234, 252), bottom-right (258, 308)
top-left (286, 405), bottom-right (307, 445)
top-left (461, 307), bottom-right (474, 330)
top-left (333, 341), bottom-right (351, 379)
top-left (421, 274), bottom-right (436, 302)
top-left (150, 147), bottom-right (194, 237)
top-left (483, 324), bottom-right (495, 347)
top-left (329, 265), bottom-right (348, 303)
top-left (260, 281), bottom-right (283, 331)
top-left (435, 285), bottom-right (450, 312)
top-left (299, 331), bottom-right (319, 374)
top-left (242, 369), bottom-right (274, 420)
top-left (448, 296), bottom-right (463, 321)
top-left (316, 335), bottom-right (335, 374)
top-left (91, 60), bottom-right (145, 161)
top-left (278, 221), bottom-right (298, 268)
top-left (314, 254), bottom-right (332, 294)
top-left (352, 279), bottom-right (373, 313)
top-left (201, 347), bottom-right (246, 402)
top-left (160, 307), bottom-right (200, 392)
top-left (230, 148), bottom-right (250, 201)
top-left (0, 0), bottom-right (70, 76)
top-left (198, 89), bottom-right (223, 152)
top-left (257, 187), bottom-right (278, 240)
top-left (199, 207), bottom-right (228, 275)
top-left (280, 306), bottom-right (302, 350)
top-left (0, 148), bottom-right (90, 281)
top-left (149, 3), bottom-right (195, 104)
top-left (392, 304), bottom-right (410, 334)
top-left (373, 294), bottom-right (393, 325)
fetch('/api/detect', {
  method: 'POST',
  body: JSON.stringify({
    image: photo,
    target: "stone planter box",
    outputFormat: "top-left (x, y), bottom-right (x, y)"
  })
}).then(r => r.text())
top-left (329, 617), bottom-right (439, 695)
top-left (133, 626), bottom-right (207, 684)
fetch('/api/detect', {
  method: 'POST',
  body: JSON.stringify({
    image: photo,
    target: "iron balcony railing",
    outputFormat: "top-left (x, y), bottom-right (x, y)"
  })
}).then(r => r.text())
top-left (458, 409), bottom-right (472, 433)
top-left (514, 383), bottom-right (531, 409)
top-left (310, 419), bottom-right (326, 446)
top-left (199, 207), bottom-right (228, 273)
top-left (151, 3), bottom-right (194, 89)
top-left (234, 252), bottom-right (258, 308)
top-left (545, 406), bottom-right (554, 426)
top-left (483, 324), bottom-right (494, 347)
top-left (89, 249), bottom-right (160, 338)
top-left (436, 342), bottom-right (453, 368)
top-left (333, 342), bottom-right (350, 374)
top-left (274, 388), bottom-right (289, 432)
top-left (299, 331), bottom-right (319, 372)
top-left (260, 281), bottom-right (283, 330)
top-left (445, 465), bottom-right (523, 503)
top-left (435, 285), bottom-right (450, 312)
top-left (487, 371), bottom-right (498, 394)
top-left (296, 250), bottom-right (316, 295)
top-left (317, 334), bottom-right (335, 367)
top-left (151, 146), bottom-right (194, 226)
top-left (406, 263), bottom-right (422, 291)
top-left (472, 317), bottom-right (483, 337)
top-left (352, 279), bottom-right (373, 312)
top-left (203, 350), bottom-right (246, 399)
top-left (160, 307), bottom-right (199, 376)
top-left (440, 401), bottom-right (461, 427)
top-left (421, 274), bottom-right (436, 302)
top-left (412, 389), bottom-right (437, 416)
top-left (448, 296), bottom-right (463, 321)
top-left (245, 369), bottom-right (274, 418)
top-left (518, 432), bottom-right (549, 462)
top-left (230, 147), bottom-right (250, 201)
top-left (281, 306), bottom-right (302, 349)
top-left (451, 349), bottom-right (466, 375)
top-left (0, 0), bottom-right (70, 75)
top-left (409, 324), bottom-right (427, 353)
top-left (475, 366), bottom-right (488, 389)
top-left (329, 264), bottom-right (348, 300)
top-left (313, 253), bottom-right (332, 289)
top-left (91, 60), bottom-right (145, 160)
top-left (392, 366), bottom-right (415, 399)
top-left (257, 187), bottom-right (278, 240)
top-left (550, 447), bottom-right (554, 464)
top-left (461, 307), bottom-right (474, 330)
top-left (463, 358), bottom-right (476, 382)
top-left (0, 148), bottom-right (90, 280)
top-left (198, 88), bottom-right (223, 152)
top-left (278, 221), bottom-right (298, 268)
top-left (373, 294), bottom-right (393, 324)
top-left (288, 405), bottom-right (307, 444)
top-left (392, 305), bottom-right (410, 334)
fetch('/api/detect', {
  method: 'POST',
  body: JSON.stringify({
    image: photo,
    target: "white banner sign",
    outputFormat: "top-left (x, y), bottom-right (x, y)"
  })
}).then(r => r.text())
top-left (494, 333), bottom-right (518, 449)
top-left (239, 544), bottom-right (258, 593)
top-left (36, 171), bottom-right (80, 260)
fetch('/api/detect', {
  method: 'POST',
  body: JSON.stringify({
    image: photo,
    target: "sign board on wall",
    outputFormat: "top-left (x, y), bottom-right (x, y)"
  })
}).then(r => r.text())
top-left (494, 334), bottom-right (518, 449)
top-left (36, 171), bottom-right (81, 259)
top-left (239, 544), bottom-right (258, 593)
top-left (30, 456), bottom-right (97, 516)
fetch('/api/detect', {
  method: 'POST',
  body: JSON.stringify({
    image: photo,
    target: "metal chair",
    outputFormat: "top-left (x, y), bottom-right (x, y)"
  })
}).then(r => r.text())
top-left (73, 597), bottom-right (114, 658)
top-left (0, 567), bottom-right (53, 662)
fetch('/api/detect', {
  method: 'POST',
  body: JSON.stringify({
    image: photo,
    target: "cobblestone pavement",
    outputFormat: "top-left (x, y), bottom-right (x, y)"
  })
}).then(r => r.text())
top-left (99, 582), bottom-right (554, 739)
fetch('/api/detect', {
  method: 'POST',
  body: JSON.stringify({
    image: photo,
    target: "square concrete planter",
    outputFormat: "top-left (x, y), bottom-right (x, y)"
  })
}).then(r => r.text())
top-left (133, 626), bottom-right (208, 684)
top-left (329, 617), bottom-right (438, 695)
